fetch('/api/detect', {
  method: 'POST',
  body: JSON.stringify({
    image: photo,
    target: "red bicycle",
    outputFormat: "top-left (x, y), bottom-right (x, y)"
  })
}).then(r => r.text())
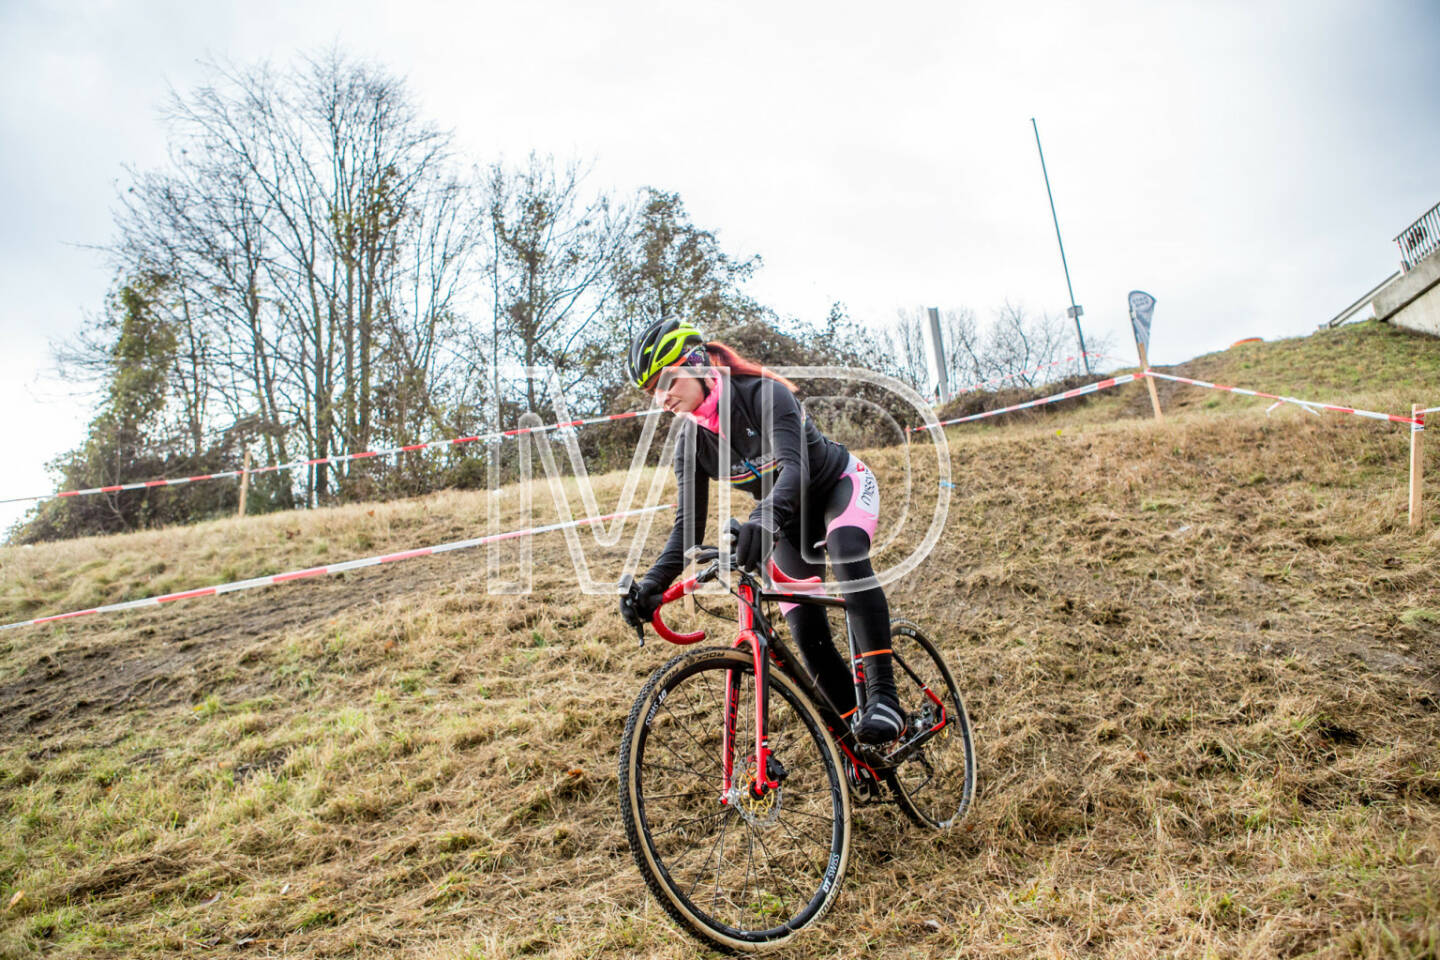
top-left (617, 525), bottom-right (976, 952)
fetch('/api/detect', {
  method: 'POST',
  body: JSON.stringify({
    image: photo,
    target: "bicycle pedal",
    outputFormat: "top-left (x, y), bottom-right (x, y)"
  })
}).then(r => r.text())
top-left (852, 742), bottom-right (889, 767)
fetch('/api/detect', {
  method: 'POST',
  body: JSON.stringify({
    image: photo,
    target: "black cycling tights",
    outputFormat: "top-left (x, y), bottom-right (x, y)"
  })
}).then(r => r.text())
top-left (769, 475), bottom-right (889, 716)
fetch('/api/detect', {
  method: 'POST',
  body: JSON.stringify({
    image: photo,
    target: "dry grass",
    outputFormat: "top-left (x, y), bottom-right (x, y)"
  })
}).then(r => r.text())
top-left (1, 322), bottom-right (1438, 958)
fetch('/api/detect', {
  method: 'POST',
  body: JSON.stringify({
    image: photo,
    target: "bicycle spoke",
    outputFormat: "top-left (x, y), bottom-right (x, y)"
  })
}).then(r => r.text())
top-left (641, 759), bottom-right (716, 782)
top-left (709, 802), bottom-right (732, 912)
top-left (752, 820), bottom-right (812, 908)
top-left (685, 813), bottom-right (731, 902)
top-left (639, 790), bottom-right (713, 803)
top-left (778, 806), bottom-right (842, 827)
top-left (650, 722), bottom-right (720, 781)
top-left (660, 698), bottom-right (725, 775)
top-left (671, 676), bottom-right (725, 748)
top-left (741, 824), bottom-right (759, 929)
top-left (771, 830), bottom-right (831, 873)
top-left (773, 756), bottom-right (819, 775)
top-left (647, 806), bottom-right (727, 839)
top-left (764, 826), bottom-right (820, 890)
top-left (712, 822), bottom-right (756, 928)
top-left (704, 667), bottom-right (724, 713)
top-left (771, 785), bottom-right (826, 804)
top-left (773, 812), bottom-right (834, 858)
top-left (656, 810), bottom-right (731, 886)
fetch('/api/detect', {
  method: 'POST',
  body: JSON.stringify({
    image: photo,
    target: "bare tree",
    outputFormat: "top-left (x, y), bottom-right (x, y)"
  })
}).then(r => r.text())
top-left (115, 142), bottom-right (291, 468)
top-left (884, 307), bottom-right (933, 395)
top-left (109, 51), bottom-right (483, 504)
top-left (983, 301), bottom-right (1078, 387)
top-left (486, 155), bottom-right (627, 417)
top-left (882, 300), bottom-right (1101, 400)
top-left (939, 307), bottom-right (983, 392)
top-left (882, 306), bottom-right (994, 399)
top-left (374, 168), bottom-right (486, 453)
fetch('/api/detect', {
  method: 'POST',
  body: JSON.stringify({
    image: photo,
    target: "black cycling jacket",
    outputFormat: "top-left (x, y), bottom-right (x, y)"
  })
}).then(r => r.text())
top-left (643, 374), bottom-right (851, 589)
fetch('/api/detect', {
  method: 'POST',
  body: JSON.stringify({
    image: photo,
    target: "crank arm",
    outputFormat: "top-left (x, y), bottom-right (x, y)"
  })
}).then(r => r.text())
top-left (877, 716), bottom-right (947, 766)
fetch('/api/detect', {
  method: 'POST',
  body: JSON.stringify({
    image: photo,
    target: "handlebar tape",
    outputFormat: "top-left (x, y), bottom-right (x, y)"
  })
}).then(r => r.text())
top-left (651, 579), bottom-right (706, 644)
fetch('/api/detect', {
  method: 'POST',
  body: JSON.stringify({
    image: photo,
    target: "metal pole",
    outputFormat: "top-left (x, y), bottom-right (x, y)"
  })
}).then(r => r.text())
top-left (1031, 118), bottom-right (1091, 375)
top-left (926, 307), bottom-right (951, 404)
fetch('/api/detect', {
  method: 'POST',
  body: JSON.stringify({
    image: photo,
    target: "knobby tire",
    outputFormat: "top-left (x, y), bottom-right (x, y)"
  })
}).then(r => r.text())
top-left (618, 646), bottom-right (851, 953)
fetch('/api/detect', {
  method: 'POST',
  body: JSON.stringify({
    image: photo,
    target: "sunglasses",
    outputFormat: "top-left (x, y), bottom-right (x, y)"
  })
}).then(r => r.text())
top-left (643, 365), bottom-right (703, 397)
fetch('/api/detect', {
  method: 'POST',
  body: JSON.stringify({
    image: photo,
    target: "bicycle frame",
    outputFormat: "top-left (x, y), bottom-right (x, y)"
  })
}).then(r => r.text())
top-left (650, 566), bottom-right (893, 804)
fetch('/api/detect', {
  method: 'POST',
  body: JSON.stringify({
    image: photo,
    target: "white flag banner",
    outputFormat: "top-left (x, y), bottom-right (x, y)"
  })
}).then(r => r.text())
top-left (1128, 290), bottom-right (1156, 351)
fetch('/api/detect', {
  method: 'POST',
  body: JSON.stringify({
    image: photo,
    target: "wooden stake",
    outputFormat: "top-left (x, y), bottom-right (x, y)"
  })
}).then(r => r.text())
top-left (238, 449), bottom-right (252, 519)
top-left (1410, 404), bottom-right (1424, 530)
top-left (1137, 342), bottom-right (1165, 423)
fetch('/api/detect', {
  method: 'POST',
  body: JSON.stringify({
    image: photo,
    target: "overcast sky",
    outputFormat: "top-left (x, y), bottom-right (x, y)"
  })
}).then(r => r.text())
top-left (2, 0), bottom-right (1438, 528)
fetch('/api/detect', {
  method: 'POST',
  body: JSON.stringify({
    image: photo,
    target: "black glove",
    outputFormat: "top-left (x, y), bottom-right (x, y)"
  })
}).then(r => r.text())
top-left (733, 519), bottom-right (774, 574)
top-left (620, 577), bottom-right (665, 630)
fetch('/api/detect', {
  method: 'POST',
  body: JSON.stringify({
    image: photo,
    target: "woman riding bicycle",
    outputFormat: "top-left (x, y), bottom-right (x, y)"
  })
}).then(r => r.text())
top-left (618, 318), bottom-right (905, 744)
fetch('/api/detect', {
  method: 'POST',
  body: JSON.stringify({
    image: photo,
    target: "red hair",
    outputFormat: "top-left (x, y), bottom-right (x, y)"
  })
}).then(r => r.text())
top-left (704, 341), bottom-right (799, 393)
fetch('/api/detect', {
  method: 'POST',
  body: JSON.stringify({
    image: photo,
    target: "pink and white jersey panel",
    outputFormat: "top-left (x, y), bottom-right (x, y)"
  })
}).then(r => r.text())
top-left (826, 454), bottom-right (879, 541)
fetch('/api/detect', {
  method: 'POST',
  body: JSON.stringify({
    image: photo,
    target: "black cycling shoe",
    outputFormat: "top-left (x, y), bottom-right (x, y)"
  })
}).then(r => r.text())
top-left (854, 695), bottom-right (906, 745)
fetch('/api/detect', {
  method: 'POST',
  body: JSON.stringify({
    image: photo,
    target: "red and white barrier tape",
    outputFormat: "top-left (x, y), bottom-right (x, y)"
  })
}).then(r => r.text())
top-left (915, 368), bottom-right (1425, 432)
top-left (0, 409), bottom-right (662, 506)
top-left (951, 352), bottom-right (1114, 395)
top-left (1420, 405), bottom-right (1439, 416)
top-left (0, 503), bottom-right (673, 632)
top-left (1142, 371), bottom-right (1424, 427)
top-left (912, 373), bottom-right (1140, 431)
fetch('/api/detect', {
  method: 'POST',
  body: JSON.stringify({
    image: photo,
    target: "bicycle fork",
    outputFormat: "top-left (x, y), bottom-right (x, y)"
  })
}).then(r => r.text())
top-left (721, 581), bottom-right (780, 804)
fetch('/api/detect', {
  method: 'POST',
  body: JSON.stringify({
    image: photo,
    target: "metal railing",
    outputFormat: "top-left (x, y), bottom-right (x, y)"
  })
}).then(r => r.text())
top-left (1325, 270), bottom-right (1400, 327)
top-left (1395, 201), bottom-right (1440, 271)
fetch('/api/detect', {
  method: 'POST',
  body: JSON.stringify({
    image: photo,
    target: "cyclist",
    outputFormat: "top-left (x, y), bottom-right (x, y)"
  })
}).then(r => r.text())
top-left (618, 318), bottom-right (905, 744)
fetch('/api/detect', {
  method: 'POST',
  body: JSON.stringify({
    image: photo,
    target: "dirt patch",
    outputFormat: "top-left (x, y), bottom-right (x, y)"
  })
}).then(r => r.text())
top-left (0, 547), bottom-right (482, 739)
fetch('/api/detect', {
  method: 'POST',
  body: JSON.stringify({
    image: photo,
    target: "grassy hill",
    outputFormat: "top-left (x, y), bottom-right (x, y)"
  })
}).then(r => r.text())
top-left (1, 321), bottom-right (1438, 958)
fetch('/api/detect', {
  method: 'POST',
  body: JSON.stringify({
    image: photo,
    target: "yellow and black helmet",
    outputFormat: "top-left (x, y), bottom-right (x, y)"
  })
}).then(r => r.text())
top-left (627, 318), bottom-right (705, 390)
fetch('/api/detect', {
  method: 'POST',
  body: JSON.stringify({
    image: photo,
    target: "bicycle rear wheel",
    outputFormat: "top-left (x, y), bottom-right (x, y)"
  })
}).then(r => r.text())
top-left (883, 619), bottom-right (977, 830)
top-left (618, 646), bottom-right (850, 953)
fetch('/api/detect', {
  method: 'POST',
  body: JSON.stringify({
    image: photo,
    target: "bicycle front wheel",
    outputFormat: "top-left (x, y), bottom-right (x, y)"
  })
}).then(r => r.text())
top-left (884, 619), bottom-right (977, 830)
top-left (618, 646), bottom-right (851, 953)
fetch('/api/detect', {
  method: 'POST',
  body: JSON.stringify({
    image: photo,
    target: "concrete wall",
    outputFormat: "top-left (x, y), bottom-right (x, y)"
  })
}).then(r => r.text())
top-left (1372, 252), bottom-right (1440, 336)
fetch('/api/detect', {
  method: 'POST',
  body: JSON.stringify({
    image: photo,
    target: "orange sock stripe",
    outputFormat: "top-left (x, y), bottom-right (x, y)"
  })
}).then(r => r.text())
top-left (839, 707), bottom-right (858, 718)
top-left (857, 649), bottom-right (893, 658)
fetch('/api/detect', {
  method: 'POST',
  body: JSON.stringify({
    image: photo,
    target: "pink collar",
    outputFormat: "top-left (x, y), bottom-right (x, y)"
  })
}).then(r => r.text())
top-left (685, 372), bottom-right (724, 435)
